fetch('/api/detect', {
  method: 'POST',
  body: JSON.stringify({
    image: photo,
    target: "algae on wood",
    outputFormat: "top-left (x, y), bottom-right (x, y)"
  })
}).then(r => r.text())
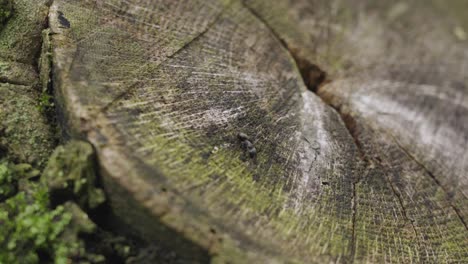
top-left (245, 0), bottom-right (468, 262)
top-left (47, 0), bottom-right (468, 263)
top-left (49, 0), bottom-right (365, 262)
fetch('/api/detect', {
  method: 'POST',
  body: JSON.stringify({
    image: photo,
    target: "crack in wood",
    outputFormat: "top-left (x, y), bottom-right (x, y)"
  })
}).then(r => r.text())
top-left (46, 0), bottom-right (468, 261)
top-left (243, 3), bottom-right (362, 262)
top-left (388, 132), bottom-right (468, 231)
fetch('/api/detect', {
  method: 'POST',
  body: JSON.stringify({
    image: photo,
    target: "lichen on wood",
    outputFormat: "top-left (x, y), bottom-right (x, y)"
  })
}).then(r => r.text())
top-left (29, 0), bottom-right (468, 262)
top-left (245, 0), bottom-right (468, 262)
top-left (49, 0), bottom-right (365, 262)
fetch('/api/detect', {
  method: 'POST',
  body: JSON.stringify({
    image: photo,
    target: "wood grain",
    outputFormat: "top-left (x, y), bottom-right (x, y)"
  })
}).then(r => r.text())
top-left (48, 0), bottom-right (468, 262)
top-left (246, 0), bottom-right (468, 262)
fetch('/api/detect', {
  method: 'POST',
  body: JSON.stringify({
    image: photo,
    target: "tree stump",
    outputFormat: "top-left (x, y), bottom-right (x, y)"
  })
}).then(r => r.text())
top-left (45, 0), bottom-right (467, 262)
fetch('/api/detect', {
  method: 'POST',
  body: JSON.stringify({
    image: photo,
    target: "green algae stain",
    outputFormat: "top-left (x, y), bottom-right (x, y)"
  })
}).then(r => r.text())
top-left (113, 113), bottom-right (351, 261)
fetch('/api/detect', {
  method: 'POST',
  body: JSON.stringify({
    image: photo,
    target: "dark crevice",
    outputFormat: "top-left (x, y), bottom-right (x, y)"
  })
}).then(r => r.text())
top-left (384, 171), bottom-right (423, 252)
top-left (289, 49), bottom-right (328, 93)
top-left (388, 133), bottom-right (468, 231)
top-left (350, 180), bottom-right (358, 263)
top-left (0, 79), bottom-right (33, 86)
top-left (243, 2), bottom-right (328, 94)
top-left (40, 4), bottom-right (61, 148)
top-left (244, 3), bottom-right (362, 263)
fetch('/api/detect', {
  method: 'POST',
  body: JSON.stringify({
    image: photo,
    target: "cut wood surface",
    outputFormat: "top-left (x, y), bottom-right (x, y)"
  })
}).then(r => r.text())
top-left (245, 0), bottom-right (468, 262)
top-left (44, 0), bottom-right (468, 263)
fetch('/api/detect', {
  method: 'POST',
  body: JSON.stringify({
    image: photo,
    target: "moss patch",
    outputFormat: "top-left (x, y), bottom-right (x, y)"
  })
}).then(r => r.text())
top-left (0, 188), bottom-right (74, 264)
top-left (0, 161), bottom-right (16, 200)
top-left (0, 0), bottom-right (13, 25)
top-left (0, 83), bottom-right (56, 167)
top-left (0, 60), bottom-right (38, 86)
top-left (0, 0), bottom-right (50, 64)
top-left (0, 159), bottom-right (96, 264)
top-left (41, 140), bottom-right (105, 210)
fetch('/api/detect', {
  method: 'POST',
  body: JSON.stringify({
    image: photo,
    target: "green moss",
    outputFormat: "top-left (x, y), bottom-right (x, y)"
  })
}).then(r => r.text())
top-left (0, 0), bottom-right (13, 25)
top-left (0, 0), bottom-right (50, 64)
top-left (41, 141), bottom-right (105, 210)
top-left (0, 161), bottom-right (15, 200)
top-left (0, 156), bottom-right (107, 264)
top-left (0, 83), bottom-right (56, 167)
top-left (0, 182), bottom-right (74, 264)
top-left (38, 92), bottom-right (54, 113)
top-left (0, 161), bottom-right (41, 200)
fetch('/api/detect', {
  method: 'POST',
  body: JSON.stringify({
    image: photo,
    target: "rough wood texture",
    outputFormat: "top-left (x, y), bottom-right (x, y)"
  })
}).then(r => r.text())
top-left (47, 0), bottom-right (468, 263)
top-left (245, 0), bottom-right (468, 262)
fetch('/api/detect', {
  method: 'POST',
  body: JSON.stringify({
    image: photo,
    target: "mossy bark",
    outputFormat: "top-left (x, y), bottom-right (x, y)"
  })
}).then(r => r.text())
top-left (0, 0), bottom-right (55, 167)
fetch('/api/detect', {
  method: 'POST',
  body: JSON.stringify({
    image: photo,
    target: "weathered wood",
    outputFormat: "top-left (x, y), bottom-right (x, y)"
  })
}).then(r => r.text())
top-left (49, 0), bottom-right (367, 262)
top-left (245, 0), bottom-right (468, 262)
top-left (47, 0), bottom-right (468, 263)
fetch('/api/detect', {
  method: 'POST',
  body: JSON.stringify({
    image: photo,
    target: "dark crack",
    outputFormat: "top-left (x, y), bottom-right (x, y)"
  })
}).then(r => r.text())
top-left (0, 79), bottom-right (32, 86)
top-left (388, 132), bottom-right (468, 231)
top-left (383, 168), bottom-right (423, 255)
top-left (350, 180), bottom-right (358, 263)
top-left (243, 2), bottom-right (328, 93)
top-left (243, 3), bottom-right (362, 262)
top-left (288, 49), bottom-right (328, 93)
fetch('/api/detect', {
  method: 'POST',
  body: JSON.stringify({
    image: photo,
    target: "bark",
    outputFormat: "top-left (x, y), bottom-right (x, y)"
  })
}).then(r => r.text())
top-left (10, 0), bottom-right (466, 262)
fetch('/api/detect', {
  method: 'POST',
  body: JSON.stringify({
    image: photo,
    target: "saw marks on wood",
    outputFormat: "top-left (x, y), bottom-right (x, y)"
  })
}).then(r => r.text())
top-left (48, 0), bottom-right (468, 262)
top-left (245, 0), bottom-right (468, 262)
top-left (49, 0), bottom-right (370, 262)
top-left (319, 76), bottom-right (468, 262)
top-left (51, 0), bottom-right (230, 114)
